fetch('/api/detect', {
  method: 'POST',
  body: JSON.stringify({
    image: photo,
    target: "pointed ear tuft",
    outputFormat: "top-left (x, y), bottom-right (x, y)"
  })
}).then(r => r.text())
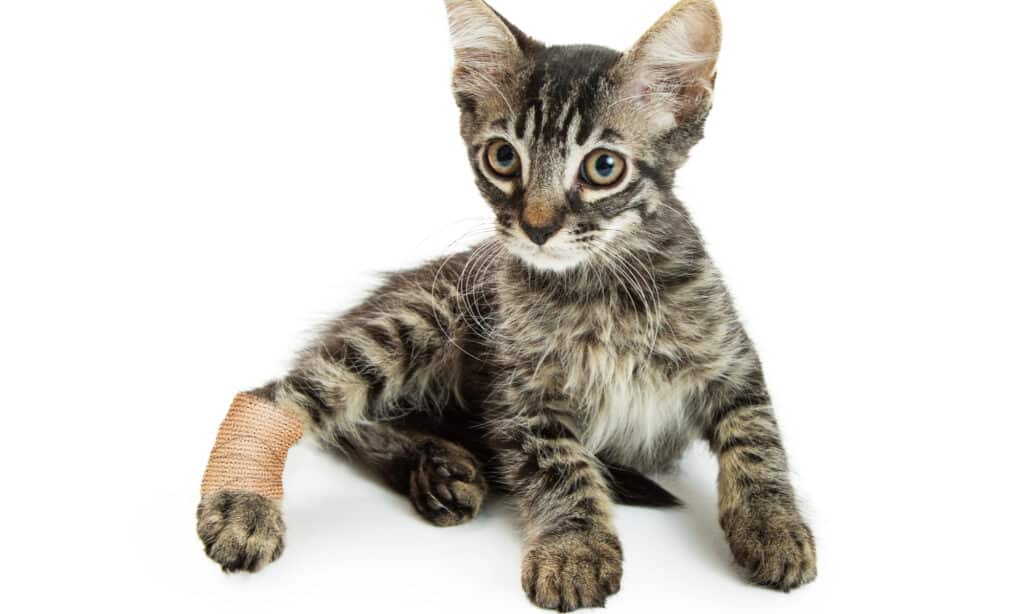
top-left (444, 0), bottom-right (538, 104)
top-left (615, 0), bottom-right (722, 131)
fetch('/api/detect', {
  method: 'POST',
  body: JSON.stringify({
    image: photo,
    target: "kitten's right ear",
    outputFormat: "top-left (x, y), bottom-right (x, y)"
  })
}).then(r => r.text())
top-left (444, 0), bottom-right (539, 105)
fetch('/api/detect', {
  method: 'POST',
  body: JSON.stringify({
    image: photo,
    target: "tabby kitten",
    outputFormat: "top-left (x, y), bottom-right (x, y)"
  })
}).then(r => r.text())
top-left (197, 0), bottom-right (817, 609)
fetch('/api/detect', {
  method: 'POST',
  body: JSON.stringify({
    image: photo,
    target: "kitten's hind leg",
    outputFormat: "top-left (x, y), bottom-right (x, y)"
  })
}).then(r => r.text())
top-left (196, 253), bottom-right (490, 569)
top-left (328, 423), bottom-right (488, 527)
top-left (408, 437), bottom-right (488, 526)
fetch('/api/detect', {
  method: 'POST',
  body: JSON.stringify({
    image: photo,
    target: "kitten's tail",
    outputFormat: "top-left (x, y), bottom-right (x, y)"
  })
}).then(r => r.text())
top-left (605, 463), bottom-right (683, 508)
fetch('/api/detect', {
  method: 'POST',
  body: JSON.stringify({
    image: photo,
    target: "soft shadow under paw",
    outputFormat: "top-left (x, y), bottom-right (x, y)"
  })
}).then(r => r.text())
top-left (197, 490), bottom-right (285, 572)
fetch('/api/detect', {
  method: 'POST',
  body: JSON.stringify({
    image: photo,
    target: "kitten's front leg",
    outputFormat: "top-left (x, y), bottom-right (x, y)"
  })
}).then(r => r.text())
top-left (705, 384), bottom-right (817, 590)
top-left (493, 403), bottom-right (622, 611)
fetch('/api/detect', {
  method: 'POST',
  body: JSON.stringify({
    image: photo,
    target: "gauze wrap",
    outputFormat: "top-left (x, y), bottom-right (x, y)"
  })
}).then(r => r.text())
top-left (200, 392), bottom-right (305, 500)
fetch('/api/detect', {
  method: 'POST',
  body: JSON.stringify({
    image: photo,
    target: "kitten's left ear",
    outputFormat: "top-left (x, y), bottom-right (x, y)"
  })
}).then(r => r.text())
top-left (614, 0), bottom-right (722, 131)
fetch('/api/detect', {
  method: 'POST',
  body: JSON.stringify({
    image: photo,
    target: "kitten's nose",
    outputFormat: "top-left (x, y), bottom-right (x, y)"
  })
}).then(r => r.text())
top-left (521, 220), bottom-right (561, 246)
top-left (521, 199), bottom-right (562, 246)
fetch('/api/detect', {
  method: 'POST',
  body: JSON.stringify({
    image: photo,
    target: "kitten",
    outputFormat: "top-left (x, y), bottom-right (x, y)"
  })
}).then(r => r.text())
top-left (197, 0), bottom-right (817, 609)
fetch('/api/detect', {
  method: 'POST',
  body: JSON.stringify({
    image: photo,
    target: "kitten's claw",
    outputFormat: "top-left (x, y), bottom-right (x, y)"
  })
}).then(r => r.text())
top-left (408, 440), bottom-right (487, 527)
top-left (197, 490), bottom-right (285, 573)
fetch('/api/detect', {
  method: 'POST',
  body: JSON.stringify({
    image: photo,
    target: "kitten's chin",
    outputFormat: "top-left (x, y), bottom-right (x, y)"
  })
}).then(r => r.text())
top-left (505, 241), bottom-right (588, 273)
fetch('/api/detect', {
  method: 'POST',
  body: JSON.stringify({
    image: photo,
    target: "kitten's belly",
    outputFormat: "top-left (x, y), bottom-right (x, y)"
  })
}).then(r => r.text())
top-left (576, 370), bottom-right (693, 471)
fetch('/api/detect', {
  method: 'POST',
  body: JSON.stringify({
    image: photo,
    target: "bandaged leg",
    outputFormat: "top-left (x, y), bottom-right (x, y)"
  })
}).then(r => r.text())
top-left (197, 391), bottom-right (306, 572)
top-left (200, 392), bottom-right (306, 499)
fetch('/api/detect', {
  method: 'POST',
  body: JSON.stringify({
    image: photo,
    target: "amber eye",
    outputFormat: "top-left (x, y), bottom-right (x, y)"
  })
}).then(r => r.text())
top-left (580, 149), bottom-right (626, 187)
top-left (485, 139), bottom-right (521, 178)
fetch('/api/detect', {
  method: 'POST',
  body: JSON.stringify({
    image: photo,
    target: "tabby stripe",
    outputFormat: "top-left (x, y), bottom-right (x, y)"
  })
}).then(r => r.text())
top-left (575, 113), bottom-right (594, 146)
top-left (285, 373), bottom-right (331, 426)
top-left (532, 419), bottom-right (576, 442)
top-left (535, 461), bottom-right (594, 500)
top-left (541, 512), bottom-right (596, 537)
top-left (717, 434), bottom-right (783, 457)
top-left (405, 301), bottom-right (447, 336)
top-left (392, 319), bottom-right (418, 365)
top-left (556, 104), bottom-right (577, 145)
top-left (574, 72), bottom-right (603, 145)
top-left (741, 480), bottom-right (794, 503)
top-left (515, 99), bottom-right (542, 141)
top-left (339, 344), bottom-right (387, 406)
top-left (635, 159), bottom-right (672, 191)
top-left (706, 390), bottom-right (772, 442)
top-left (660, 265), bottom-right (700, 289)
top-left (740, 450), bottom-right (766, 465)
top-left (588, 177), bottom-right (645, 214)
top-left (363, 322), bottom-right (398, 354)
top-left (511, 450), bottom-right (542, 485)
top-left (532, 100), bottom-right (544, 141)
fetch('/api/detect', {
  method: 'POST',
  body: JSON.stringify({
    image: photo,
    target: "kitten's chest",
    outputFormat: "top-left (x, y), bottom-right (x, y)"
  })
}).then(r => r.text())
top-left (555, 330), bottom-right (695, 469)
top-left (500, 294), bottom-right (706, 468)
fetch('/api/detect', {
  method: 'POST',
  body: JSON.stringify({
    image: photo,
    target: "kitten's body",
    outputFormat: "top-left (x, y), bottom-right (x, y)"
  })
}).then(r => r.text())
top-left (197, 2), bottom-right (817, 610)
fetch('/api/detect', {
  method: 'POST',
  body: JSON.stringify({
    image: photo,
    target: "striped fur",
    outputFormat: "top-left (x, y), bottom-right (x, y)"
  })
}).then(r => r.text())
top-left (197, 1), bottom-right (815, 609)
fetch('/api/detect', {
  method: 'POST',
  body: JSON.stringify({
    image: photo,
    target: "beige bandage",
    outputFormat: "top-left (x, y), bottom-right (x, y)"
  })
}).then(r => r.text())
top-left (200, 393), bottom-right (305, 500)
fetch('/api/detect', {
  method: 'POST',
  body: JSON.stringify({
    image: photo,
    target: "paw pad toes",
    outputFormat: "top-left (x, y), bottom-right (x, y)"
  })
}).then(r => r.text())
top-left (408, 442), bottom-right (487, 527)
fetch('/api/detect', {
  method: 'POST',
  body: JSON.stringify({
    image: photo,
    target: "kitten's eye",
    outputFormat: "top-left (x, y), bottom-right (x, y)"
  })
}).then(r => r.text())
top-left (580, 149), bottom-right (626, 188)
top-left (485, 139), bottom-right (521, 178)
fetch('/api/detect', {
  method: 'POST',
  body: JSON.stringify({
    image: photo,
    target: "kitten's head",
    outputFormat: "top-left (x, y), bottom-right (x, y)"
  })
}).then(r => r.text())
top-left (445, 0), bottom-right (721, 273)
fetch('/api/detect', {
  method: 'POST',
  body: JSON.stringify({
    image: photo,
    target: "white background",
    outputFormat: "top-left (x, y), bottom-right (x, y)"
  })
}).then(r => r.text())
top-left (2, 1), bottom-right (1022, 612)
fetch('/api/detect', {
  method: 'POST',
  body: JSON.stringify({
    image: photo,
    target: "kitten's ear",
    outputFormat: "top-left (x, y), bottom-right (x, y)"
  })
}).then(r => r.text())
top-left (614, 0), bottom-right (722, 131)
top-left (444, 0), bottom-right (539, 105)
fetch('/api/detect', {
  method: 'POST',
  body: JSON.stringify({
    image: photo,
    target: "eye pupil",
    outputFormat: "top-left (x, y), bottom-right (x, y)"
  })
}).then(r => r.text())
top-left (595, 154), bottom-right (616, 177)
top-left (496, 144), bottom-right (516, 167)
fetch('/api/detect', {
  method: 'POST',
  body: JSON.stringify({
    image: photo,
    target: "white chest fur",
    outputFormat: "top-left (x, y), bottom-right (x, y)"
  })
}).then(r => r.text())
top-left (562, 342), bottom-right (692, 467)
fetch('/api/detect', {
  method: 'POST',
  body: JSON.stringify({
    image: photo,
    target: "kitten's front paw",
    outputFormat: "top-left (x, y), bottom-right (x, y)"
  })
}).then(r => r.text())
top-left (522, 530), bottom-right (623, 611)
top-left (197, 490), bottom-right (285, 572)
top-left (409, 440), bottom-right (487, 527)
top-left (722, 504), bottom-right (817, 591)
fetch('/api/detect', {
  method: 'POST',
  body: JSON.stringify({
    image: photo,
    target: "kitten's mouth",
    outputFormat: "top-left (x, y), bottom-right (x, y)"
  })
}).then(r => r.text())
top-left (505, 238), bottom-right (587, 273)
